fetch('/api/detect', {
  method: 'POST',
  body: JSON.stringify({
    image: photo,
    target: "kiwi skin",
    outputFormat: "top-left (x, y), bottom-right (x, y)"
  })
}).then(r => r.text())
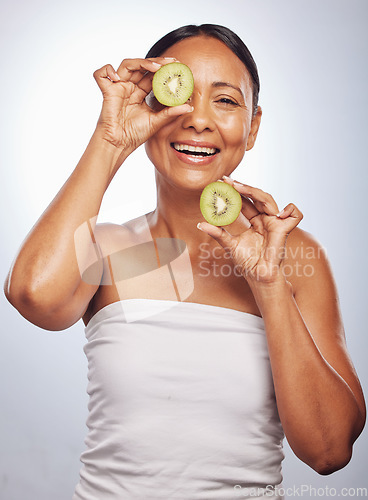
top-left (152, 62), bottom-right (194, 107)
top-left (200, 181), bottom-right (242, 226)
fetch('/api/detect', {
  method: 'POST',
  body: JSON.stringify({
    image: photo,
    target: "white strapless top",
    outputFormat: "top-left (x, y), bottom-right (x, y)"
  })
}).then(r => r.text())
top-left (73, 299), bottom-right (285, 500)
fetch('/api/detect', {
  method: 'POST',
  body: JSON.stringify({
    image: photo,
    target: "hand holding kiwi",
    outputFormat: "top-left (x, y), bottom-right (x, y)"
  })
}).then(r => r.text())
top-left (93, 58), bottom-right (193, 158)
top-left (198, 178), bottom-right (303, 283)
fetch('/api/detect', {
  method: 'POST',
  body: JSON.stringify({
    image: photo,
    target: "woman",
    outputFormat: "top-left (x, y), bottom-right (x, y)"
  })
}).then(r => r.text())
top-left (4, 24), bottom-right (366, 499)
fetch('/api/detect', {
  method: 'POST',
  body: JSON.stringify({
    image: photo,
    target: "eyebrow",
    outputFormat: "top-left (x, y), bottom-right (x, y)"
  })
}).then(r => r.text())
top-left (212, 81), bottom-right (245, 99)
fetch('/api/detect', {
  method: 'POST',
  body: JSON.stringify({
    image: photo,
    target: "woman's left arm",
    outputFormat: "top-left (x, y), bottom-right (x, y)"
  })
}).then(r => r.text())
top-left (250, 228), bottom-right (366, 475)
top-left (198, 178), bottom-right (366, 475)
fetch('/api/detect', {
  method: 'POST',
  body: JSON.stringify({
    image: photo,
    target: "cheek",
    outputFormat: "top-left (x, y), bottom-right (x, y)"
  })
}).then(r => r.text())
top-left (220, 114), bottom-right (249, 149)
top-left (145, 116), bottom-right (178, 164)
top-left (145, 130), bottom-right (170, 170)
top-left (145, 138), bottom-right (160, 168)
top-left (144, 140), bottom-right (153, 162)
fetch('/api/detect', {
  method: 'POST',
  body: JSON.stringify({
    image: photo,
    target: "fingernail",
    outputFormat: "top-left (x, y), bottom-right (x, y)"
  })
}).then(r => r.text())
top-left (180, 104), bottom-right (193, 112)
top-left (197, 223), bottom-right (204, 232)
top-left (151, 61), bottom-right (161, 67)
top-left (276, 209), bottom-right (285, 218)
top-left (114, 72), bottom-right (120, 80)
top-left (233, 182), bottom-right (243, 189)
top-left (222, 175), bottom-right (231, 181)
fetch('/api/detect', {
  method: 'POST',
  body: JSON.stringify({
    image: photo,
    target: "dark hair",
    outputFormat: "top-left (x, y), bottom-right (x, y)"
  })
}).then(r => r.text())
top-left (146, 24), bottom-right (260, 116)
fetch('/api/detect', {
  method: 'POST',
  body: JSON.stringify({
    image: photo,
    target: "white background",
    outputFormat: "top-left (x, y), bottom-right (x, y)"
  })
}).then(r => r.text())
top-left (1, 0), bottom-right (367, 498)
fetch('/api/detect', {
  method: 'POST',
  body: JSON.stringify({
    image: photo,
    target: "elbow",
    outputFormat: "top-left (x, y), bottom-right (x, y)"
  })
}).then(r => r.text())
top-left (312, 416), bottom-right (365, 475)
top-left (310, 445), bottom-right (353, 476)
top-left (5, 282), bottom-right (79, 331)
top-left (5, 279), bottom-right (43, 324)
top-left (4, 271), bottom-right (26, 310)
top-left (5, 269), bottom-right (90, 331)
top-left (5, 271), bottom-right (42, 311)
top-left (292, 429), bottom-right (356, 476)
top-left (5, 260), bottom-right (69, 314)
top-left (5, 273), bottom-right (67, 330)
top-left (313, 405), bottom-right (367, 475)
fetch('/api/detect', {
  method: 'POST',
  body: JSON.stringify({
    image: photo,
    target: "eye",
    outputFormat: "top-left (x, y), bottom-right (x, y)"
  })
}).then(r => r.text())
top-left (217, 97), bottom-right (238, 106)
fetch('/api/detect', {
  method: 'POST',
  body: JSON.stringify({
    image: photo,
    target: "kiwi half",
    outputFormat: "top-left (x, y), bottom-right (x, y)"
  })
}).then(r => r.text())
top-left (200, 181), bottom-right (242, 226)
top-left (152, 62), bottom-right (194, 106)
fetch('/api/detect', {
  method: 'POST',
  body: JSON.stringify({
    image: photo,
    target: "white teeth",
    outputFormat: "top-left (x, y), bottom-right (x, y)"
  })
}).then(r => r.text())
top-left (173, 143), bottom-right (217, 155)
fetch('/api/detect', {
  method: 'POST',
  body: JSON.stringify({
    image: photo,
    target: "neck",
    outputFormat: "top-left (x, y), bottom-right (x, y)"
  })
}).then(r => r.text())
top-left (146, 172), bottom-right (214, 253)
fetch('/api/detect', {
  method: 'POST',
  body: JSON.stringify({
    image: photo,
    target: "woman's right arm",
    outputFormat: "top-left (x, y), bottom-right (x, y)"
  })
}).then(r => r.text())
top-left (4, 58), bottom-right (192, 331)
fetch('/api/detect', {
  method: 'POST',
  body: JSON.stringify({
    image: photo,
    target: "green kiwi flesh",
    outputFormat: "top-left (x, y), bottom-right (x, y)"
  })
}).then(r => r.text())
top-left (152, 62), bottom-right (194, 106)
top-left (200, 181), bottom-right (242, 226)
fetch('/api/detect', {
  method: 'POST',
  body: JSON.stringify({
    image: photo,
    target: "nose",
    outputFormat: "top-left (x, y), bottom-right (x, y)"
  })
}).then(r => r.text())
top-left (181, 94), bottom-right (215, 133)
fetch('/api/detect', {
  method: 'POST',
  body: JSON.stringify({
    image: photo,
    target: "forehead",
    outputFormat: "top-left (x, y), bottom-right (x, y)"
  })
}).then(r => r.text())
top-left (160, 36), bottom-right (253, 95)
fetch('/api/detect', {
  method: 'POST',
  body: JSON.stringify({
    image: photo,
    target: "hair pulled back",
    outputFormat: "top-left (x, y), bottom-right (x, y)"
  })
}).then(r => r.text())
top-left (145, 24), bottom-right (260, 116)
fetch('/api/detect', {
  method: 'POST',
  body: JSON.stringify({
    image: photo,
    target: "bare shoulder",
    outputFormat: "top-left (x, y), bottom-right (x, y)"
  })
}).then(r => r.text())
top-left (283, 226), bottom-right (345, 342)
top-left (285, 226), bottom-right (327, 263)
top-left (92, 213), bottom-right (154, 254)
top-left (284, 226), bottom-right (332, 297)
top-left (81, 213), bottom-right (156, 324)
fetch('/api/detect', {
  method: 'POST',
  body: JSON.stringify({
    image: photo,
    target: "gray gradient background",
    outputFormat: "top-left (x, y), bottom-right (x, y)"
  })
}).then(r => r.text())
top-left (1, 0), bottom-right (367, 498)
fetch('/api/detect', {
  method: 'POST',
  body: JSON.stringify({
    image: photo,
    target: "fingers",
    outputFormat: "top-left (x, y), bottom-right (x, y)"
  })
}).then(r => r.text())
top-left (149, 103), bottom-right (194, 133)
top-left (127, 73), bottom-right (156, 104)
top-left (221, 176), bottom-right (303, 234)
top-left (197, 222), bottom-right (236, 254)
top-left (94, 58), bottom-right (180, 99)
top-left (116, 57), bottom-right (178, 83)
top-left (277, 203), bottom-right (301, 219)
top-left (276, 203), bottom-right (303, 232)
top-left (240, 192), bottom-right (260, 222)
top-left (117, 59), bottom-right (160, 83)
top-left (222, 176), bottom-right (279, 216)
top-left (219, 176), bottom-right (259, 223)
top-left (93, 64), bottom-right (121, 93)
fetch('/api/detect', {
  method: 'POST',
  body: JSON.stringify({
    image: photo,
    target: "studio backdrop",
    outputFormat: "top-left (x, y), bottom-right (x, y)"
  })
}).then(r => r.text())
top-left (1, 0), bottom-right (367, 498)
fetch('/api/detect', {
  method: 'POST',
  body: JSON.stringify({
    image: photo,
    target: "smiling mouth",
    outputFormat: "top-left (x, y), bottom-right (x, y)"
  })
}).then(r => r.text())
top-left (171, 142), bottom-right (220, 157)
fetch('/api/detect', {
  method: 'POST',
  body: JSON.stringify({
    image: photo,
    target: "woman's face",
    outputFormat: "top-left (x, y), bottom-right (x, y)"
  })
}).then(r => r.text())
top-left (145, 35), bottom-right (262, 191)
